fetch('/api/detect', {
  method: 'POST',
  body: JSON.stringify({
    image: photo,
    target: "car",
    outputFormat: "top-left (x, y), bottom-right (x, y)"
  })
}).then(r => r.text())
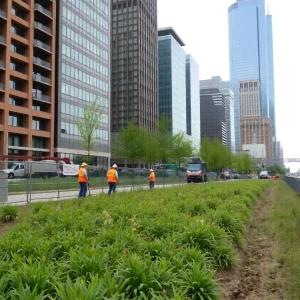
top-left (259, 170), bottom-right (270, 179)
top-left (223, 170), bottom-right (231, 179)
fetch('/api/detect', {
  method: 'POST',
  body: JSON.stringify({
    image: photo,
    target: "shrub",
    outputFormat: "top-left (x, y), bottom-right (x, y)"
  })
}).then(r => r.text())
top-left (178, 262), bottom-right (220, 300)
top-left (0, 205), bottom-right (18, 222)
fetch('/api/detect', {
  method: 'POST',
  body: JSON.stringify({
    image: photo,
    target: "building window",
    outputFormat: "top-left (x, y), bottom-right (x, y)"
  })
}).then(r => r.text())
top-left (10, 79), bottom-right (23, 91)
top-left (32, 137), bottom-right (45, 149)
top-left (9, 114), bottom-right (23, 127)
top-left (8, 134), bottom-right (22, 146)
top-left (12, 6), bottom-right (26, 19)
top-left (32, 119), bottom-right (45, 130)
top-left (10, 60), bottom-right (24, 72)
top-left (11, 24), bottom-right (25, 37)
top-left (10, 43), bottom-right (24, 55)
top-left (9, 97), bottom-right (23, 106)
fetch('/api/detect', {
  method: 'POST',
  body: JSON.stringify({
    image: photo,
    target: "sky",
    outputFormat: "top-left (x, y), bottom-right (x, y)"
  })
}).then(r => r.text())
top-left (157, 0), bottom-right (300, 172)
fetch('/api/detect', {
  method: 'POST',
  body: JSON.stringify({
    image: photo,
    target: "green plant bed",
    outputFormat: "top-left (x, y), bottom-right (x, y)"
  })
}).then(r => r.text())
top-left (0, 180), bottom-right (271, 299)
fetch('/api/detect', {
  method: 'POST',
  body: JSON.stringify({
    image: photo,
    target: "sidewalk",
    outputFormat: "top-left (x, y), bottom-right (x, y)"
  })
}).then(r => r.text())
top-left (7, 182), bottom-right (186, 206)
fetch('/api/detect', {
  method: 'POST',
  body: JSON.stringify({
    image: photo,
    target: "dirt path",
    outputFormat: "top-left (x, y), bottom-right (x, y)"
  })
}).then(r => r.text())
top-left (219, 185), bottom-right (286, 300)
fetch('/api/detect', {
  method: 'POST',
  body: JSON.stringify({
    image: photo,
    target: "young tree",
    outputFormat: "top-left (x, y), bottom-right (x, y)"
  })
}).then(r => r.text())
top-left (75, 98), bottom-right (106, 164)
top-left (142, 131), bottom-right (160, 168)
top-left (114, 122), bottom-right (147, 167)
top-left (170, 132), bottom-right (193, 168)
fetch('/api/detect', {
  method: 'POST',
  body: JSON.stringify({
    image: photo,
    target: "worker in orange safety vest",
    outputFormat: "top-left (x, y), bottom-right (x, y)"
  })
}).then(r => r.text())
top-left (78, 162), bottom-right (89, 198)
top-left (106, 164), bottom-right (119, 195)
top-left (148, 169), bottom-right (155, 189)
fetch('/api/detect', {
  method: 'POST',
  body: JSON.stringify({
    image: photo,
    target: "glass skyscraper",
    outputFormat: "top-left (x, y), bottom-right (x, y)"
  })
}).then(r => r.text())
top-left (219, 81), bottom-right (235, 152)
top-left (55, 0), bottom-right (110, 166)
top-left (228, 0), bottom-right (276, 153)
top-left (158, 28), bottom-right (186, 135)
top-left (186, 54), bottom-right (200, 147)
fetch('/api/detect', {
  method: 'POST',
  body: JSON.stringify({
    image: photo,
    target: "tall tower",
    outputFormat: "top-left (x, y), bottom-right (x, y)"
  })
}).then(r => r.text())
top-left (55, 0), bottom-right (110, 166)
top-left (186, 54), bottom-right (201, 148)
top-left (158, 27), bottom-right (186, 135)
top-left (200, 77), bottom-right (227, 146)
top-left (111, 0), bottom-right (158, 133)
top-left (228, 0), bottom-right (276, 154)
top-left (0, 0), bottom-right (56, 157)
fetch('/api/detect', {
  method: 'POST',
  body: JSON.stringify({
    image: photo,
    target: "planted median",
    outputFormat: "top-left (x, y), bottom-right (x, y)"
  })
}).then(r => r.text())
top-left (0, 180), bottom-right (271, 299)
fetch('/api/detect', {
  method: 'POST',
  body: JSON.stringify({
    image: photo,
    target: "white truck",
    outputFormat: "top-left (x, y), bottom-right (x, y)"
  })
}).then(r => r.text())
top-left (0, 160), bottom-right (62, 179)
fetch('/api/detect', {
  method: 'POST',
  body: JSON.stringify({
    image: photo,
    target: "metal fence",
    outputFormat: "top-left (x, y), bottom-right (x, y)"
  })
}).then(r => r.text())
top-left (0, 161), bottom-right (198, 205)
top-left (0, 161), bottom-right (255, 205)
top-left (285, 176), bottom-right (300, 194)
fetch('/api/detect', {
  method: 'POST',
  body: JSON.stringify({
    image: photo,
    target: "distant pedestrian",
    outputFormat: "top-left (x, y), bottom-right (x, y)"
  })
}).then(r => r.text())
top-left (78, 162), bottom-right (89, 198)
top-left (107, 164), bottom-right (119, 195)
top-left (148, 169), bottom-right (155, 189)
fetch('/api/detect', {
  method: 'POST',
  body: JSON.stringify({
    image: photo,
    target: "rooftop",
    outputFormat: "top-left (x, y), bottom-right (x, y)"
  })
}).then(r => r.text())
top-left (158, 27), bottom-right (185, 46)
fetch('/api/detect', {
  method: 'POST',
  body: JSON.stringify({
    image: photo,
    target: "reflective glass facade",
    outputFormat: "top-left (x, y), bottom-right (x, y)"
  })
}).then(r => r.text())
top-left (158, 35), bottom-right (186, 135)
top-left (219, 81), bottom-right (235, 152)
top-left (266, 14), bottom-right (277, 158)
top-left (186, 54), bottom-right (200, 147)
top-left (55, 0), bottom-right (110, 165)
top-left (228, 0), bottom-right (271, 150)
top-left (111, 0), bottom-right (158, 133)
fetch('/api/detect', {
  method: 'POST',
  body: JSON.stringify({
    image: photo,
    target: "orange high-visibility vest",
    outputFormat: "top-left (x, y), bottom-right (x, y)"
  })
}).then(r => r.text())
top-left (78, 167), bottom-right (87, 182)
top-left (107, 169), bottom-right (117, 183)
top-left (149, 171), bottom-right (155, 182)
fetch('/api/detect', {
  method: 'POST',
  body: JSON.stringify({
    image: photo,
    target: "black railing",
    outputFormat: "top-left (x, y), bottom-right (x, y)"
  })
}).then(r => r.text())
top-left (285, 176), bottom-right (300, 194)
top-left (34, 4), bottom-right (52, 18)
top-left (32, 91), bottom-right (50, 102)
top-left (34, 39), bottom-right (51, 52)
top-left (33, 57), bottom-right (51, 69)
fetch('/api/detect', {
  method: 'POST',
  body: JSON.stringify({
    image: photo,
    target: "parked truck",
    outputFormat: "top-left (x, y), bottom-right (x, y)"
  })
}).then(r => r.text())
top-left (0, 156), bottom-right (71, 179)
top-left (186, 158), bottom-right (207, 183)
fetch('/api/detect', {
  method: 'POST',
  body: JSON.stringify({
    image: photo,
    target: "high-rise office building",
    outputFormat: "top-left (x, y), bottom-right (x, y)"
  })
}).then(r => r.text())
top-left (219, 80), bottom-right (235, 152)
top-left (200, 78), bottom-right (227, 146)
top-left (266, 11), bottom-right (276, 158)
top-left (55, 0), bottom-right (110, 165)
top-left (240, 116), bottom-right (273, 159)
top-left (111, 0), bottom-right (158, 133)
top-left (158, 27), bottom-right (186, 135)
top-left (228, 0), bottom-right (276, 153)
top-left (186, 54), bottom-right (200, 147)
top-left (0, 0), bottom-right (56, 157)
top-left (239, 80), bottom-right (261, 117)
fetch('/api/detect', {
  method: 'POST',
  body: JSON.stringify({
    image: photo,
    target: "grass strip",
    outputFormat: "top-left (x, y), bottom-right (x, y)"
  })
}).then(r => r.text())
top-left (268, 180), bottom-right (300, 299)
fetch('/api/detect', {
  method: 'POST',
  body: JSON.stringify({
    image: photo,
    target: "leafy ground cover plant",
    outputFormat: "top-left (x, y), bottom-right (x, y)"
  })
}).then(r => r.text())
top-left (0, 205), bottom-right (18, 222)
top-left (0, 180), bottom-right (271, 299)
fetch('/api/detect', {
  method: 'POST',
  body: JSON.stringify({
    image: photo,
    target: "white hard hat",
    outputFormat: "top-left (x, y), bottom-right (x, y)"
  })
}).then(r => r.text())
top-left (81, 162), bottom-right (88, 167)
top-left (150, 169), bottom-right (154, 172)
top-left (112, 164), bottom-right (118, 168)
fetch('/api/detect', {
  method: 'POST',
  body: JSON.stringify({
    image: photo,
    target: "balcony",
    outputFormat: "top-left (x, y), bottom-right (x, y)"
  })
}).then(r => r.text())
top-left (0, 9), bottom-right (7, 20)
top-left (32, 91), bottom-right (50, 103)
top-left (33, 56), bottom-right (51, 70)
top-left (0, 35), bottom-right (6, 46)
top-left (34, 39), bottom-right (51, 53)
top-left (0, 60), bottom-right (5, 70)
top-left (34, 4), bottom-right (52, 18)
top-left (0, 83), bottom-right (4, 91)
top-left (33, 73), bottom-right (51, 85)
top-left (34, 21), bottom-right (52, 35)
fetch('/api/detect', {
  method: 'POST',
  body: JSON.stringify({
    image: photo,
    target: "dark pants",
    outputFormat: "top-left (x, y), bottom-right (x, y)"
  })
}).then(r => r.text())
top-left (149, 182), bottom-right (155, 189)
top-left (79, 182), bottom-right (88, 198)
top-left (108, 182), bottom-right (117, 195)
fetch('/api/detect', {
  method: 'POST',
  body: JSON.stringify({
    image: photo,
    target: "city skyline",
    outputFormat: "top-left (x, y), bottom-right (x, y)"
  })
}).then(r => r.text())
top-left (157, 0), bottom-right (300, 171)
